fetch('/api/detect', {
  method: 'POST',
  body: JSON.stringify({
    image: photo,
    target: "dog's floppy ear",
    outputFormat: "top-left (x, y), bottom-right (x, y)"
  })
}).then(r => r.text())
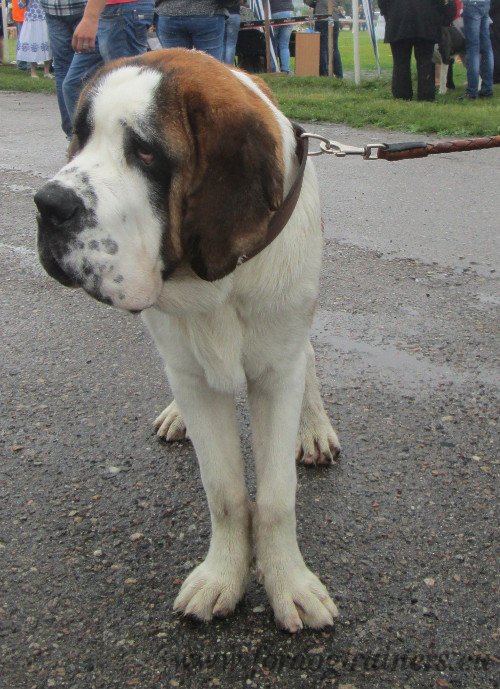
top-left (181, 93), bottom-right (284, 282)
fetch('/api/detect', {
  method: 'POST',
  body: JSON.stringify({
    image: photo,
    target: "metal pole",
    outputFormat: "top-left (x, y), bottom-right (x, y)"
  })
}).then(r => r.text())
top-left (264, 0), bottom-right (272, 73)
top-left (352, 0), bottom-right (361, 85)
top-left (1, 0), bottom-right (9, 64)
top-left (327, 0), bottom-right (333, 77)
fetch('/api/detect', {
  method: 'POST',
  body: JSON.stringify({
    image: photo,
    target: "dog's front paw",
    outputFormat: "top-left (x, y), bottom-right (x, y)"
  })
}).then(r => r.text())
top-left (154, 400), bottom-right (189, 441)
top-left (296, 410), bottom-right (341, 466)
top-left (174, 556), bottom-right (249, 622)
top-left (260, 563), bottom-right (338, 633)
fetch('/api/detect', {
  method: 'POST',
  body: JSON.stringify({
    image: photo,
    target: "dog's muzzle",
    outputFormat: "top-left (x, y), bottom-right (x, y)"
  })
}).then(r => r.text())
top-left (35, 181), bottom-right (85, 288)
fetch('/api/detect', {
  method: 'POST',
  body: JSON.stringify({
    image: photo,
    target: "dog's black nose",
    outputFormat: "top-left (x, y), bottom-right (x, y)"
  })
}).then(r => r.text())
top-left (34, 182), bottom-right (84, 227)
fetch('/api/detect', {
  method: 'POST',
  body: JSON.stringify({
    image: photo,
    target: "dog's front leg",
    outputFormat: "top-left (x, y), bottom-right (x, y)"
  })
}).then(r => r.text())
top-left (248, 358), bottom-right (339, 632)
top-left (440, 63), bottom-right (449, 94)
top-left (167, 370), bottom-right (251, 621)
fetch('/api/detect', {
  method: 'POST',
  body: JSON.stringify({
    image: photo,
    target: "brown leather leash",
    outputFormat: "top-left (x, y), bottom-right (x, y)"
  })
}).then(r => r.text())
top-left (377, 135), bottom-right (500, 161)
top-left (236, 126), bottom-right (498, 270)
top-left (302, 131), bottom-right (500, 161)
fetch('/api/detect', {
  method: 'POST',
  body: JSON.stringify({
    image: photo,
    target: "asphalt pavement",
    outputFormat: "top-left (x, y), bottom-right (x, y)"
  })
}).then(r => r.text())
top-left (1, 90), bottom-right (499, 689)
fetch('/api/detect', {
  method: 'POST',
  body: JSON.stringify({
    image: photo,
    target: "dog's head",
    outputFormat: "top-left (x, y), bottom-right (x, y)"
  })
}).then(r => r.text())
top-left (35, 49), bottom-right (285, 312)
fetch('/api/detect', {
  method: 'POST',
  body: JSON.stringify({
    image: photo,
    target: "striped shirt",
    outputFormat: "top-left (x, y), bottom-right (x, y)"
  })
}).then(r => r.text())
top-left (40, 0), bottom-right (86, 16)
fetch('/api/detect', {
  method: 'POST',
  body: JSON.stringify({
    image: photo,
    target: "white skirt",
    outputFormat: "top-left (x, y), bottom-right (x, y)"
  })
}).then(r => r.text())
top-left (16, 18), bottom-right (52, 64)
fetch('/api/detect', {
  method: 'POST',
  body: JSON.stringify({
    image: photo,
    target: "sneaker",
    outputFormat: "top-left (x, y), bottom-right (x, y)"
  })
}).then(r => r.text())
top-left (478, 90), bottom-right (493, 98)
top-left (457, 93), bottom-right (477, 100)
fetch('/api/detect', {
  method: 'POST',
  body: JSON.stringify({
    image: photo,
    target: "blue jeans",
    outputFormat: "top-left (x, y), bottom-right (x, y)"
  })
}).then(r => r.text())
top-left (63, 0), bottom-right (154, 129)
top-left (45, 12), bottom-right (84, 137)
top-left (315, 19), bottom-right (343, 78)
top-left (462, 0), bottom-right (494, 96)
top-left (156, 15), bottom-right (225, 61)
top-left (223, 12), bottom-right (241, 65)
top-left (271, 11), bottom-right (293, 73)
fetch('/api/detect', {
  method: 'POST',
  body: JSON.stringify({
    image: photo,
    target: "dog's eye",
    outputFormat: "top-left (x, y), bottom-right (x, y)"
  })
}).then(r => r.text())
top-left (137, 148), bottom-right (154, 166)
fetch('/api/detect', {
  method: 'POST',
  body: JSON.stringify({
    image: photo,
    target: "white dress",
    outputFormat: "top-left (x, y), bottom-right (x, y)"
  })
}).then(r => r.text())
top-left (16, 0), bottom-right (52, 64)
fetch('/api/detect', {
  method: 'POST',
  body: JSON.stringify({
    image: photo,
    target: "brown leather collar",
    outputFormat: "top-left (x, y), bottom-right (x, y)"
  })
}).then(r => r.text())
top-left (240, 122), bottom-right (308, 264)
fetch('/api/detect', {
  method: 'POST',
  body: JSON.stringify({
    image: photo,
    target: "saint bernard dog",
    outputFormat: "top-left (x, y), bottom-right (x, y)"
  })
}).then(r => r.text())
top-left (35, 49), bottom-right (341, 632)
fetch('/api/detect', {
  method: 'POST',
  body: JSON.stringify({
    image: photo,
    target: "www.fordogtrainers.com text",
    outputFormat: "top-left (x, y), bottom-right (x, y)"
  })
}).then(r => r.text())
top-left (169, 649), bottom-right (494, 674)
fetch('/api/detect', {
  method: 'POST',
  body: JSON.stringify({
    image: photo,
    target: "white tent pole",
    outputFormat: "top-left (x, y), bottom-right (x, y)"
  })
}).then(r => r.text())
top-left (1, 0), bottom-right (9, 64)
top-left (352, 0), bottom-right (361, 85)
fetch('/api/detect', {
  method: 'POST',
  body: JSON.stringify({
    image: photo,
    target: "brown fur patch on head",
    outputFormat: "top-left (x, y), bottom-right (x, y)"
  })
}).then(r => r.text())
top-left (135, 49), bottom-right (285, 281)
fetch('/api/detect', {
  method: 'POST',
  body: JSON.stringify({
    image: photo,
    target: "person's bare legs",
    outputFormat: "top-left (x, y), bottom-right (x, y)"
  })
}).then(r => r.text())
top-left (43, 60), bottom-right (54, 78)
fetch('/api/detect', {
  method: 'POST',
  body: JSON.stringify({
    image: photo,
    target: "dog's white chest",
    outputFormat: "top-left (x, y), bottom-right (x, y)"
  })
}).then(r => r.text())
top-left (143, 301), bottom-right (247, 394)
top-left (182, 305), bottom-right (247, 392)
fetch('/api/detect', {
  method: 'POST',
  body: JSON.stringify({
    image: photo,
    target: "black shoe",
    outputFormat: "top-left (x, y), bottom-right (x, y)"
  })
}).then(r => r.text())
top-left (478, 90), bottom-right (493, 98)
top-left (457, 93), bottom-right (477, 100)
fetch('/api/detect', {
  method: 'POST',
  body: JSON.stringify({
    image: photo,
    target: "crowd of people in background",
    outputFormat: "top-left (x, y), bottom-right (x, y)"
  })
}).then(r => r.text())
top-left (1, 0), bottom-right (498, 139)
top-left (379, 0), bottom-right (495, 101)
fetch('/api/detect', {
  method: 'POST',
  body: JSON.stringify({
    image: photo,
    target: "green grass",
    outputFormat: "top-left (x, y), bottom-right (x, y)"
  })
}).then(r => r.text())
top-left (1, 35), bottom-right (56, 92)
top-left (0, 63), bottom-right (57, 92)
top-left (1, 32), bottom-right (498, 136)
top-left (263, 31), bottom-right (499, 136)
top-left (263, 73), bottom-right (499, 137)
top-left (335, 29), bottom-right (395, 72)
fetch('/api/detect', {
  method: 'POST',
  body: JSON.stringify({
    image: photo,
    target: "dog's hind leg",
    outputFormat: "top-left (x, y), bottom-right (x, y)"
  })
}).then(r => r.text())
top-left (154, 399), bottom-right (188, 441)
top-left (440, 63), bottom-right (449, 94)
top-left (446, 59), bottom-right (456, 89)
top-left (296, 341), bottom-right (341, 466)
top-left (155, 341), bottom-right (341, 465)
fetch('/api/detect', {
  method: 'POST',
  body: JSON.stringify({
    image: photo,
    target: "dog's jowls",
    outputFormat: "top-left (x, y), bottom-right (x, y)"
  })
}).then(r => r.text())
top-left (34, 49), bottom-right (341, 632)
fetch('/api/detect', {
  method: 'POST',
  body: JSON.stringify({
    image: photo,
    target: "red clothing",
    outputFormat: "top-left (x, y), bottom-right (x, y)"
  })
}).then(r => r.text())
top-left (12, 0), bottom-right (26, 23)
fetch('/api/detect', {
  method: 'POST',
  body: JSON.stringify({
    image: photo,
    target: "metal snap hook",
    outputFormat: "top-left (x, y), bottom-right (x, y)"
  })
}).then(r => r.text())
top-left (300, 133), bottom-right (336, 156)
